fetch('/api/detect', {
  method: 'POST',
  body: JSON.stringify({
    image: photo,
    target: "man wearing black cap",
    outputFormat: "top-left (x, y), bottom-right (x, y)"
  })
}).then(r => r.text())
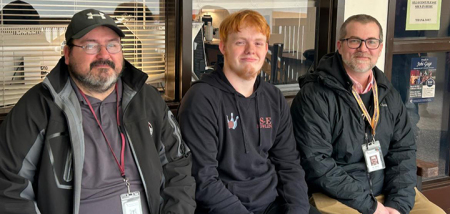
top-left (0, 9), bottom-right (195, 214)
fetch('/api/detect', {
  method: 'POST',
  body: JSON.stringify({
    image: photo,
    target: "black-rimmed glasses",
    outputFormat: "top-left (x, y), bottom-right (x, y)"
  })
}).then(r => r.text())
top-left (340, 38), bottom-right (382, 50)
top-left (71, 41), bottom-right (122, 54)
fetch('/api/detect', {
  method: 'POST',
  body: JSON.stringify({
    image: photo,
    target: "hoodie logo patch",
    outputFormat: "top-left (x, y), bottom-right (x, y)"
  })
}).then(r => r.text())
top-left (148, 122), bottom-right (153, 136)
top-left (259, 117), bottom-right (272, 129)
top-left (226, 113), bottom-right (239, 130)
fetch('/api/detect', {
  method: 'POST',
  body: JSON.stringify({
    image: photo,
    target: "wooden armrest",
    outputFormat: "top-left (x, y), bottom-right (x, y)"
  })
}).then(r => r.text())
top-left (416, 159), bottom-right (438, 178)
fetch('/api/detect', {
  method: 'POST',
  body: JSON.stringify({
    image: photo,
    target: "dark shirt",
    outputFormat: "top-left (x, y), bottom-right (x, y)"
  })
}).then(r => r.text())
top-left (70, 78), bottom-right (149, 214)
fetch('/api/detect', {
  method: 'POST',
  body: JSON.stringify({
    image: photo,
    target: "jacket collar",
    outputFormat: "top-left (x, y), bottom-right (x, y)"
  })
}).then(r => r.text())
top-left (308, 52), bottom-right (391, 94)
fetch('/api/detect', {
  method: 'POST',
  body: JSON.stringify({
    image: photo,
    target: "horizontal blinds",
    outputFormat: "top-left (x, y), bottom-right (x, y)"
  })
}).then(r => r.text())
top-left (0, 0), bottom-right (167, 107)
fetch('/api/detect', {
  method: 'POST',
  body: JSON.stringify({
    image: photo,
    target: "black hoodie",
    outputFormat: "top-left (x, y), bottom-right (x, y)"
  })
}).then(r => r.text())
top-left (178, 64), bottom-right (309, 214)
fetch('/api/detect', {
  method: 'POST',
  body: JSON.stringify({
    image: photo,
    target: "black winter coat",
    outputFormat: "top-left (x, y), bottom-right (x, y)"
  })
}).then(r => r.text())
top-left (0, 57), bottom-right (196, 214)
top-left (290, 52), bottom-right (417, 214)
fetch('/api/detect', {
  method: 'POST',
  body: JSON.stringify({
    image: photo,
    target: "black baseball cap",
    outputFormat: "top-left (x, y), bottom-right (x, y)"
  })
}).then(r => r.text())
top-left (65, 9), bottom-right (125, 42)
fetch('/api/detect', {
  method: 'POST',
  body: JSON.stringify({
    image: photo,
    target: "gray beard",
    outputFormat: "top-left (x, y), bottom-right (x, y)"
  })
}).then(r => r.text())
top-left (69, 66), bottom-right (120, 94)
top-left (342, 58), bottom-right (374, 73)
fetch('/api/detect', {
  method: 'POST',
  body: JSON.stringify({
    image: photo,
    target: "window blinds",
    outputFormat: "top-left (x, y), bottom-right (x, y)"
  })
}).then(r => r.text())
top-left (0, 0), bottom-right (168, 107)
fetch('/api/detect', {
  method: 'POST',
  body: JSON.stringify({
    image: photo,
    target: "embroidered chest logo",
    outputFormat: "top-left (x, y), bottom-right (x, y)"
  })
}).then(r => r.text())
top-left (259, 117), bottom-right (272, 129)
top-left (86, 12), bottom-right (106, 19)
top-left (148, 122), bottom-right (153, 136)
top-left (226, 113), bottom-right (239, 130)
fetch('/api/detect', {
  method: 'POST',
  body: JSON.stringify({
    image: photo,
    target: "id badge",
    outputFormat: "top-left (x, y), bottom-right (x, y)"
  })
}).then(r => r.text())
top-left (362, 140), bottom-right (385, 172)
top-left (120, 191), bottom-right (143, 214)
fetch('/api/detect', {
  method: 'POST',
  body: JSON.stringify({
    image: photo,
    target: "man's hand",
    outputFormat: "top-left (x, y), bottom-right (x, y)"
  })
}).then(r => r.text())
top-left (385, 207), bottom-right (401, 214)
top-left (374, 201), bottom-right (389, 214)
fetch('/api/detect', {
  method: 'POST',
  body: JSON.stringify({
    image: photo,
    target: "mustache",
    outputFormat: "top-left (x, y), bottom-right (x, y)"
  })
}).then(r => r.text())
top-left (90, 60), bottom-right (115, 70)
top-left (353, 53), bottom-right (371, 58)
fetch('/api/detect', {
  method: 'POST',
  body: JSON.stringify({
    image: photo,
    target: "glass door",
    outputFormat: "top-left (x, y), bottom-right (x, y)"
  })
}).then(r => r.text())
top-left (391, 52), bottom-right (450, 181)
top-left (385, 0), bottom-right (450, 184)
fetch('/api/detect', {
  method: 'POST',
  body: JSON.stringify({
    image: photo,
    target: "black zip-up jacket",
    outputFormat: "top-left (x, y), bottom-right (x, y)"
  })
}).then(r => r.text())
top-left (178, 65), bottom-right (309, 214)
top-left (290, 52), bottom-right (417, 214)
top-left (0, 57), bottom-right (196, 214)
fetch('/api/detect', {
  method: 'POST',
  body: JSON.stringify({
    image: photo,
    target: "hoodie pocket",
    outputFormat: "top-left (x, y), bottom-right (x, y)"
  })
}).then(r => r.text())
top-left (227, 173), bottom-right (278, 205)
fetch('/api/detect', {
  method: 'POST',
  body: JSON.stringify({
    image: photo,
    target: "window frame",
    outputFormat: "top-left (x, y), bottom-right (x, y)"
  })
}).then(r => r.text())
top-left (180, 0), bottom-right (337, 98)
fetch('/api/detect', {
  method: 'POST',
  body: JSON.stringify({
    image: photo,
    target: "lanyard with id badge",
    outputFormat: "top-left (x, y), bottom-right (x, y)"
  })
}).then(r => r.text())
top-left (352, 79), bottom-right (385, 173)
top-left (79, 84), bottom-right (143, 214)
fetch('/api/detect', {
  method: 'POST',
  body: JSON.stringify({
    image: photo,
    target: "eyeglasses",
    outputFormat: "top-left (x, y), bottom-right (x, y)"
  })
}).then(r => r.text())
top-left (340, 38), bottom-right (382, 50)
top-left (71, 41), bottom-right (122, 54)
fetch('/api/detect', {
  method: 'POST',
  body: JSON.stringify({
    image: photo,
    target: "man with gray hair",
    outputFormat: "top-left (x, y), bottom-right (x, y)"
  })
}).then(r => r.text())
top-left (0, 9), bottom-right (195, 214)
top-left (291, 14), bottom-right (444, 214)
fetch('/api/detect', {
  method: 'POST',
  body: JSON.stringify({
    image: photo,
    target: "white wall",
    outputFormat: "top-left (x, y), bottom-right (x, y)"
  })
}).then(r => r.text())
top-left (337, 0), bottom-right (389, 71)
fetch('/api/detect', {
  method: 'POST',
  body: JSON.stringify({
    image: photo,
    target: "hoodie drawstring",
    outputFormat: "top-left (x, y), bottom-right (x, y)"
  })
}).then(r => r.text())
top-left (256, 92), bottom-right (262, 150)
top-left (234, 93), bottom-right (249, 154)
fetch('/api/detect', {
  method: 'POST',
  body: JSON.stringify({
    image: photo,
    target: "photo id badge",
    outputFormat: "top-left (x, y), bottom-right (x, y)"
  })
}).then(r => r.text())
top-left (362, 140), bottom-right (385, 172)
top-left (120, 191), bottom-right (143, 214)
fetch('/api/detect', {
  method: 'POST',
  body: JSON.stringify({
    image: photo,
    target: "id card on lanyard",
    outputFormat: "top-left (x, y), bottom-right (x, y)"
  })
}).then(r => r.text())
top-left (121, 191), bottom-right (143, 214)
top-left (78, 84), bottom-right (143, 214)
top-left (362, 140), bottom-right (385, 172)
top-left (352, 79), bottom-right (385, 173)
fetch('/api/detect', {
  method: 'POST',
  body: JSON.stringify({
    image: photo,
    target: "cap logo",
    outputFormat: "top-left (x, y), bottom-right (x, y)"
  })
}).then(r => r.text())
top-left (86, 12), bottom-right (106, 19)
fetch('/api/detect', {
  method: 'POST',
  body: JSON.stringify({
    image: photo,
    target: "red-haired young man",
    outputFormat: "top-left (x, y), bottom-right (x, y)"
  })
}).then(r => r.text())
top-left (178, 10), bottom-right (315, 214)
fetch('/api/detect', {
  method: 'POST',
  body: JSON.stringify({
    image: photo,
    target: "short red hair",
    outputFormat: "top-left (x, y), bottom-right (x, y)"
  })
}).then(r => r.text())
top-left (219, 10), bottom-right (270, 43)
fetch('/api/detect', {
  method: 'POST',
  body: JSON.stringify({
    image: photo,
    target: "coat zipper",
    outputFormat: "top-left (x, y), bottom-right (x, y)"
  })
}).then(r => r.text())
top-left (121, 81), bottom-right (152, 212)
top-left (124, 128), bottom-right (152, 212)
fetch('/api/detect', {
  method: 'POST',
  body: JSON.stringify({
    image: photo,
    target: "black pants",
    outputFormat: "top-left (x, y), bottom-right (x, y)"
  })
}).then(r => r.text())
top-left (254, 197), bottom-right (321, 214)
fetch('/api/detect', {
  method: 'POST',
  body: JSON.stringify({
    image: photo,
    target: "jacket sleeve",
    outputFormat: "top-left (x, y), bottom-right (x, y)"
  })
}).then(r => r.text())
top-left (0, 88), bottom-right (46, 214)
top-left (177, 88), bottom-right (251, 214)
top-left (382, 93), bottom-right (416, 214)
top-left (290, 88), bottom-right (377, 214)
top-left (268, 93), bottom-right (310, 214)
top-left (159, 103), bottom-right (197, 214)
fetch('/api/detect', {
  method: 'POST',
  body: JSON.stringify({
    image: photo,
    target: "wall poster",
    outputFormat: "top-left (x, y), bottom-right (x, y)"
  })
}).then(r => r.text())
top-left (409, 57), bottom-right (437, 103)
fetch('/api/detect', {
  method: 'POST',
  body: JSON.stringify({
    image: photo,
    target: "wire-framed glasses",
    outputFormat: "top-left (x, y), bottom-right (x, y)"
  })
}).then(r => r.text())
top-left (71, 41), bottom-right (122, 54)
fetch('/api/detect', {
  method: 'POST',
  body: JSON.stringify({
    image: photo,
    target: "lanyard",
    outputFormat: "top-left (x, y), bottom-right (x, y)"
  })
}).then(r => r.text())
top-left (351, 79), bottom-right (379, 137)
top-left (78, 84), bottom-right (127, 179)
